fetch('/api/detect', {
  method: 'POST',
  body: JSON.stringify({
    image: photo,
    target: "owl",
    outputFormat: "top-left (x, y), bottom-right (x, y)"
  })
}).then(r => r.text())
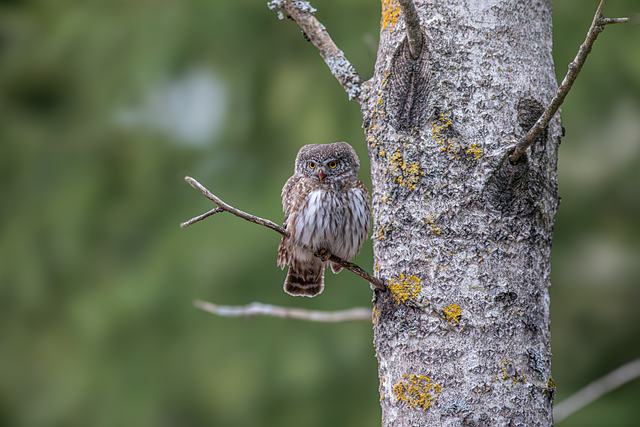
top-left (277, 142), bottom-right (371, 297)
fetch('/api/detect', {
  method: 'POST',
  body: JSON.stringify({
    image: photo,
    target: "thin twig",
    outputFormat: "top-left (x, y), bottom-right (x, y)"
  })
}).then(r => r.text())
top-left (509, 0), bottom-right (628, 163)
top-left (179, 207), bottom-right (223, 228)
top-left (553, 357), bottom-right (640, 423)
top-left (398, 0), bottom-right (424, 60)
top-left (194, 299), bottom-right (372, 323)
top-left (267, 0), bottom-right (363, 101)
top-left (181, 176), bottom-right (386, 291)
top-left (180, 177), bottom-right (286, 235)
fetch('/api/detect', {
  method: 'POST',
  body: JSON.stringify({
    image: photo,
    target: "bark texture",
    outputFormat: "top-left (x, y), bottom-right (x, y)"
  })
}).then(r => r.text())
top-left (361, 1), bottom-right (560, 425)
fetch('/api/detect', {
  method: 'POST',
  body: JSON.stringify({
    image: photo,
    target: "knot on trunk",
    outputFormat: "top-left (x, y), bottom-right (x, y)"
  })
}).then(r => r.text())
top-left (387, 32), bottom-right (430, 132)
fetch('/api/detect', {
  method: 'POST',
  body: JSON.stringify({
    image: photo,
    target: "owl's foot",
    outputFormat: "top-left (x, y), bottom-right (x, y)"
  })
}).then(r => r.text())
top-left (316, 249), bottom-right (331, 262)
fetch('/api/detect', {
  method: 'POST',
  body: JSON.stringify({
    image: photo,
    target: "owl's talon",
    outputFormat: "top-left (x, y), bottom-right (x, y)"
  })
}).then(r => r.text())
top-left (317, 249), bottom-right (331, 261)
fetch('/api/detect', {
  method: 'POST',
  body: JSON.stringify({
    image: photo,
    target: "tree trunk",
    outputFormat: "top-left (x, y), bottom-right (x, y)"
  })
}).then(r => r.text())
top-left (363, 1), bottom-right (559, 425)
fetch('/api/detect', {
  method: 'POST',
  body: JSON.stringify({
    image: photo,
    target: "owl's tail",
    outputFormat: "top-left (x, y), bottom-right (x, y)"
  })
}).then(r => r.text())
top-left (283, 262), bottom-right (325, 297)
top-left (278, 236), bottom-right (326, 297)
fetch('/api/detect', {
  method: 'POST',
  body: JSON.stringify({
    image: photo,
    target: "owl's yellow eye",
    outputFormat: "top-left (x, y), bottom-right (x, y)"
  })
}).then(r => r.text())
top-left (309, 161), bottom-right (315, 169)
top-left (329, 161), bottom-right (337, 168)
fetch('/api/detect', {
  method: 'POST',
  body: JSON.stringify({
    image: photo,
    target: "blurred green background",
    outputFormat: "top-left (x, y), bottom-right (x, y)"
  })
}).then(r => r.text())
top-left (0, 0), bottom-right (638, 426)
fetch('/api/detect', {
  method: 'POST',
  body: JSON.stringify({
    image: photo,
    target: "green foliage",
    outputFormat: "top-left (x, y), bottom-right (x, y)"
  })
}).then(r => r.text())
top-left (0, 0), bottom-right (638, 426)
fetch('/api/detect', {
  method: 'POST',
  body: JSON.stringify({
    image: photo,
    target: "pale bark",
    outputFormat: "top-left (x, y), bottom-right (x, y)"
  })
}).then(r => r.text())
top-left (362, 1), bottom-right (558, 425)
top-left (193, 300), bottom-right (372, 322)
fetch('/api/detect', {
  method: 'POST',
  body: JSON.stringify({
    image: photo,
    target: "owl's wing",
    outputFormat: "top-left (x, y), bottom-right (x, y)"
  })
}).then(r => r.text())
top-left (280, 173), bottom-right (303, 227)
top-left (277, 173), bottom-right (303, 270)
top-left (353, 178), bottom-right (372, 236)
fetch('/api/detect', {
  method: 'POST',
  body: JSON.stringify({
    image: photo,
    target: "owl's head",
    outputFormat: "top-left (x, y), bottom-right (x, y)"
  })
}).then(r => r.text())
top-left (294, 142), bottom-right (360, 183)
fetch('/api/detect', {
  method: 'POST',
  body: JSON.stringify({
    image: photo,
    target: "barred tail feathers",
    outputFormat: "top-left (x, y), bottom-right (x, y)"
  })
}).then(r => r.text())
top-left (283, 256), bottom-right (325, 297)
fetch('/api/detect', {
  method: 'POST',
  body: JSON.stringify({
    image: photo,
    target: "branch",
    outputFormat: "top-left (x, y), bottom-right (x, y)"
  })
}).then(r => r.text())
top-left (509, 0), bottom-right (628, 163)
top-left (181, 176), bottom-right (386, 291)
top-left (398, 0), bottom-right (424, 60)
top-left (267, 0), bottom-right (363, 101)
top-left (194, 299), bottom-right (372, 322)
top-left (553, 357), bottom-right (640, 423)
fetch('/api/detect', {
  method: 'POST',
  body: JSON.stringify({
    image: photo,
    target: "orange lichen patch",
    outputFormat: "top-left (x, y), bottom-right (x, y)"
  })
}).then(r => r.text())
top-left (388, 150), bottom-right (422, 190)
top-left (381, 0), bottom-right (401, 32)
top-left (379, 376), bottom-right (386, 400)
top-left (431, 113), bottom-right (454, 152)
top-left (425, 215), bottom-right (441, 234)
top-left (432, 113), bottom-right (462, 160)
top-left (372, 304), bottom-right (380, 324)
top-left (366, 72), bottom-right (390, 153)
top-left (492, 358), bottom-right (527, 385)
top-left (466, 143), bottom-right (482, 161)
top-left (374, 221), bottom-right (397, 240)
top-left (442, 303), bottom-right (461, 324)
top-left (393, 374), bottom-right (442, 410)
top-left (432, 114), bottom-right (481, 163)
top-left (388, 274), bottom-right (421, 305)
top-left (491, 359), bottom-right (508, 383)
top-left (474, 383), bottom-right (492, 394)
top-left (367, 70), bottom-right (389, 139)
top-left (377, 69), bottom-right (390, 107)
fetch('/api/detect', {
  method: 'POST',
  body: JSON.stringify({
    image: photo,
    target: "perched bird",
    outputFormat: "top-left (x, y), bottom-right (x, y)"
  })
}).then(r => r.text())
top-left (277, 142), bottom-right (371, 297)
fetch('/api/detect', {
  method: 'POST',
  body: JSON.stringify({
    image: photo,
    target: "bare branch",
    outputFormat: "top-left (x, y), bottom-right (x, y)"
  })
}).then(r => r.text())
top-left (509, 0), bottom-right (628, 163)
top-left (398, 0), bottom-right (424, 60)
top-left (553, 357), bottom-right (640, 423)
top-left (181, 176), bottom-right (286, 235)
top-left (267, 0), bottom-right (363, 101)
top-left (181, 176), bottom-right (386, 291)
top-left (179, 207), bottom-right (223, 228)
top-left (194, 299), bottom-right (372, 322)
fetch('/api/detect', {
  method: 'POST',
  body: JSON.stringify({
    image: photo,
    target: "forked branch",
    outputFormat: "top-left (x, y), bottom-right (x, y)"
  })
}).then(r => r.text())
top-left (181, 176), bottom-right (386, 291)
top-left (509, 0), bottom-right (628, 163)
top-left (267, 0), bottom-right (363, 101)
top-left (194, 299), bottom-right (372, 323)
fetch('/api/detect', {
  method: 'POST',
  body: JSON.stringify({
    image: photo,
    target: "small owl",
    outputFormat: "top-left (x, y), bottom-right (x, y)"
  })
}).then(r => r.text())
top-left (277, 142), bottom-right (371, 297)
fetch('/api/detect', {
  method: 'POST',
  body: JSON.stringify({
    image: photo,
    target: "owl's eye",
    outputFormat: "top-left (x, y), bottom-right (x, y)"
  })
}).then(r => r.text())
top-left (308, 161), bottom-right (316, 169)
top-left (328, 161), bottom-right (337, 168)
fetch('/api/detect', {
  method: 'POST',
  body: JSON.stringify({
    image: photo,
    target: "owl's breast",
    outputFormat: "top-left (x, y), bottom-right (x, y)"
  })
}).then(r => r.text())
top-left (292, 186), bottom-right (370, 260)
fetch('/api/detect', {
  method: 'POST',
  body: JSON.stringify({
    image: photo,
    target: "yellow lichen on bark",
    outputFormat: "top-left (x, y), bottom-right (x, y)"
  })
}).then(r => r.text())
top-left (431, 113), bottom-right (459, 157)
top-left (432, 114), bottom-right (483, 163)
top-left (388, 274), bottom-right (421, 304)
top-left (374, 222), bottom-right (397, 240)
top-left (442, 303), bottom-right (461, 324)
top-left (466, 143), bottom-right (482, 161)
top-left (393, 374), bottom-right (442, 410)
top-left (388, 150), bottom-right (423, 190)
top-left (381, 0), bottom-right (401, 32)
top-left (425, 215), bottom-right (441, 234)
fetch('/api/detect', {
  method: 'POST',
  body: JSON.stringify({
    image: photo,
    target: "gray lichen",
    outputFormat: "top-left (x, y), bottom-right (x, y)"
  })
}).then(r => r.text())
top-left (325, 54), bottom-right (361, 100)
top-left (440, 398), bottom-right (474, 417)
top-left (266, 0), bottom-right (317, 15)
top-left (526, 347), bottom-right (548, 378)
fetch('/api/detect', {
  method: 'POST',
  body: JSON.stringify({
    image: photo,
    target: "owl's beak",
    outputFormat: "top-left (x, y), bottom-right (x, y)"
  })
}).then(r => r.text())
top-left (317, 169), bottom-right (326, 181)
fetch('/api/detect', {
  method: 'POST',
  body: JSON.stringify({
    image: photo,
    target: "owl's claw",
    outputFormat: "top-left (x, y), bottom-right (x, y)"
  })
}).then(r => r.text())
top-left (317, 249), bottom-right (331, 262)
